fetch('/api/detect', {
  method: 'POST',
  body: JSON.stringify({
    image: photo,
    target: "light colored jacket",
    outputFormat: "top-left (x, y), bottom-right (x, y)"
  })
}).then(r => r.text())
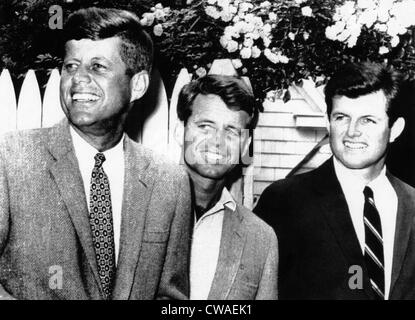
top-left (0, 120), bottom-right (192, 300)
top-left (208, 204), bottom-right (278, 300)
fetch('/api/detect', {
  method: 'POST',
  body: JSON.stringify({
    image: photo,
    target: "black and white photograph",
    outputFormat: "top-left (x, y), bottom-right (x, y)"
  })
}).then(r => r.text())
top-left (1, 0), bottom-right (415, 310)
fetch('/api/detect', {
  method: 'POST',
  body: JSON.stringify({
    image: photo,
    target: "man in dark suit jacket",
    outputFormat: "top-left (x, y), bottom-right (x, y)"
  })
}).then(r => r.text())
top-left (254, 62), bottom-right (415, 300)
top-left (175, 75), bottom-right (278, 300)
top-left (0, 7), bottom-right (191, 300)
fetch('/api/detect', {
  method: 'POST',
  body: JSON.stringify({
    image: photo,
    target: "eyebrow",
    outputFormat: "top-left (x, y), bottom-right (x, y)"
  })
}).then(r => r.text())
top-left (360, 115), bottom-right (382, 120)
top-left (225, 124), bottom-right (241, 131)
top-left (63, 56), bottom-right (112, 62)
top-left (91, 56), bottom-right (112, 61)
top-left (194, 119), bottom-right (242, 130)
top-left (331, 112), bottom-right (347, 117)
top-left (194, 119), bottom-right (215, 124)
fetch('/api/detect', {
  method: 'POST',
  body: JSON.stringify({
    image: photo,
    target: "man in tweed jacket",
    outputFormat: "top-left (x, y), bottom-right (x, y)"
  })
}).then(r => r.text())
top-left (175, 75), bottom-right (278, 300)
top-left (0, 7), bottom-right (191, 300)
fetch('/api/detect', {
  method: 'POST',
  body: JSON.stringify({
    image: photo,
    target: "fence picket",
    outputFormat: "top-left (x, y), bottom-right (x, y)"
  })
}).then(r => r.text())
top-left (16, 70), bottom-right (42, 130)
top-left (167, 68), bottom-right (192, 163)
top-left (140, 68), bottom-right (169, 156)
top-left (42, 69), bottom-right (65, 127)
top-left (0, 69), bottom-right (17, 134)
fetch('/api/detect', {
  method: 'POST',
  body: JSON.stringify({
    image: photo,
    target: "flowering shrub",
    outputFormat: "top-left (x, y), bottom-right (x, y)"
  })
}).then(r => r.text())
top-left (326, 0), bottom-right (415, 53)
top-left (141, 0), bottom-right (415, 103)
top-left (2, 0), bottom-right (414, 102)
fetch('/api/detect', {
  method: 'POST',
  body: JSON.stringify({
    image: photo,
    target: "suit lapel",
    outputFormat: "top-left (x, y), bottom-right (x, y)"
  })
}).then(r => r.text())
top-left (208, 205), bottom-right (245, 300)
top-left (388, 174), bottom-right (415, 297)
top-left (46, 120), bottom-right (103, 295)
top-left (316, 159), bottom-right (373, 298)
top-left (112, 137), bottom-right (154, 299)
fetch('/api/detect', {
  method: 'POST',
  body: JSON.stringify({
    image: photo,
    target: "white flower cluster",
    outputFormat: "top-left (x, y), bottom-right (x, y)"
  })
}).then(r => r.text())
top-left (325, 0), bottom-right (415, 53)
top-left (301, 6), bottom-right (313, 17)
top-left (207, 0), bottom-right (290, 66)
top-left (140, 3), bottom-right (171, 37)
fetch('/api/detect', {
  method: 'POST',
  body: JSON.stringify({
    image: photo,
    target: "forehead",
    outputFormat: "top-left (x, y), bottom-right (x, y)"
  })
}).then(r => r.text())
top-left (331, 90), bottom-right (388, 117)
top-left (189, 94), bottom-right (250, 128)
top-left (64, 37), bottom-right (123, 63)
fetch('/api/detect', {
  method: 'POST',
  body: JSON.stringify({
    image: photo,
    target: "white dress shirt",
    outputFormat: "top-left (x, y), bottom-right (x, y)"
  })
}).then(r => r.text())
top-left (333, 157), bottom-right (398, 299)
top-left (70, 126), bottom-right (125, 265)
top-left (190, 188), bottom-right (236, 300)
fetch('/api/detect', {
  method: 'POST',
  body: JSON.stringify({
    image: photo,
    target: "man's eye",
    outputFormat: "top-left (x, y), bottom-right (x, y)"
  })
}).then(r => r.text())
top-left (362, 118), bottom-right (376, 124)
top-left (333, 115), bottom-right (345, 121)
top-left (64, 63), bottom-right (78, 72)
top-left (92, 63), bottom-right (107, 71)
top-left (226, 128), bottom-right (240, 137)
top-left (198, 124), bottom-right (213, 130)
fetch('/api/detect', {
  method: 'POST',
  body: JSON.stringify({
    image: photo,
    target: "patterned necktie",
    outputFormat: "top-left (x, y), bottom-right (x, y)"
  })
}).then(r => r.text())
top-left (363, 186), bottom-right (385, 300)
top-left (89, 152), bottom-right (116, 299)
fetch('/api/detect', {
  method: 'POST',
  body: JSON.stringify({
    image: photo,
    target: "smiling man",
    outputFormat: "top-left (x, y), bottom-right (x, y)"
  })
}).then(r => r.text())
top-left (0, 7), bottom-right (191, 300)
top-left (176, 75), bottom-right (278, 300)
top-left (254, 62), bottom-right (415, 299)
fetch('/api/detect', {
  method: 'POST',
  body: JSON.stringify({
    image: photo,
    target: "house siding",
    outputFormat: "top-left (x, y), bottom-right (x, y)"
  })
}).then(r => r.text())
top-left (252, 87), bottom-right (332, 207)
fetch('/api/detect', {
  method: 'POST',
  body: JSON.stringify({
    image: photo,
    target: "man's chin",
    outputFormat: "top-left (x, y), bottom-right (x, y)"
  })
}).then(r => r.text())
top-left (67, 114), bottom-right (102, 133)
top-left (68, 116), bottom-right (94, 127)
top-left (191, 164), bottom-right (231, 181)
top-left (339, 159), bottom-right (373, 170)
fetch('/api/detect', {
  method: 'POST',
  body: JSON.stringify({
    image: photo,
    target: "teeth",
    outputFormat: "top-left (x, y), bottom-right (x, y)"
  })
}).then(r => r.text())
top-left (72, 93), bottom-right (99, 101)
top-left (344, 141), bottom-right (366, 149)
top-left (204, 152), bottom-right (224, 162)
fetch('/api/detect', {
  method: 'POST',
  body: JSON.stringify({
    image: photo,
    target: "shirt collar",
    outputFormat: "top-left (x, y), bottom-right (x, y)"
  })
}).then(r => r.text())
top-left (367, 166), bottom-right (388, 194)
top-left (217, 187), bottom-right (237, 212)
top-left (197, 187), bottom-right (237, 221)
top-left (333, 156), bottom-right (387, 194)
top-left (69, 125), bottom-right (125, 164)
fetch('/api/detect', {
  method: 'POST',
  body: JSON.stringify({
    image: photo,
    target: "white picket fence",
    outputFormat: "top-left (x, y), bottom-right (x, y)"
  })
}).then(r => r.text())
top-left (0, 69), bottom-right (63, 134)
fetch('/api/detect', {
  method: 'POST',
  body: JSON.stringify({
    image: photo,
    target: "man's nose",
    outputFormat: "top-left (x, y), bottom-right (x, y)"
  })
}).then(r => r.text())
top-left (208, 129), bottom-right (226, 148)
top-left (72, 66), bottom-right (91, 84)
top-left (346, 120), bottom-right (362, 137)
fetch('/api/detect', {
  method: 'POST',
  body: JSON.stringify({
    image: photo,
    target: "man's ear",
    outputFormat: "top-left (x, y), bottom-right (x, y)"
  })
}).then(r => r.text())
top-left (130, 71), bottom-right (149, 102)
top-left (389, 117), bottom-right (405, 143)
top-left (174, 121), bottom-right (185, 146)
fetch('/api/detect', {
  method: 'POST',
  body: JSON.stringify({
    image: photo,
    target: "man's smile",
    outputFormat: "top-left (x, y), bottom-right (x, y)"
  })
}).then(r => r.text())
top-left (203, 151), bottom-right (225, 162)
top-left (71, 92), bottom-right (100, 102)
top-left (344, 140), bottom-right (368, 150)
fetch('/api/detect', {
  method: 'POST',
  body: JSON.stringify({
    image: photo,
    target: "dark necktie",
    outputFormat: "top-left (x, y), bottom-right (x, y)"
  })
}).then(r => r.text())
top-left (89, 152), bottom-right (116, 299)
top-left (363, 186), bottom-right (385, 300)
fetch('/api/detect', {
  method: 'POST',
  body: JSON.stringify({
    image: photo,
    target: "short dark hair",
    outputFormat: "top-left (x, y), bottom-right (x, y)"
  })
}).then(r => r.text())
top-left (63, 7), bottom-right (153, 76)
top-left (324, 62), bottom-right (403, 126)
top-left (177, 75), bottom-right (259, 131)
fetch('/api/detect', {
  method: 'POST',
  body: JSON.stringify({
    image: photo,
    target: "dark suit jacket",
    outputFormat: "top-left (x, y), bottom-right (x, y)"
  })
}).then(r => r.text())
top-left (254, 158), bottom-right (415, 300)
top-left (207, 204), bottom-right (278, 300)
top-left (0, 120), bottom-right (192, 300)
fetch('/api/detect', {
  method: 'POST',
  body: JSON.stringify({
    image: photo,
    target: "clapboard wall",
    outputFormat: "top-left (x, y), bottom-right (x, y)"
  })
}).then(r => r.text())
top-left (251, 84), bottom-right (332, 207)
